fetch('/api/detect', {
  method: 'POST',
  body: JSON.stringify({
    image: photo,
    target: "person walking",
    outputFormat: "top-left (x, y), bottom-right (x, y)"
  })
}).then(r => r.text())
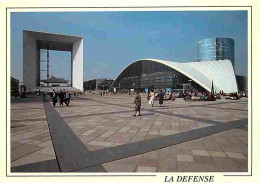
top-left (58, 90), bottom-right (64, 107)
top-left (158, 90), bottom-right (164, 107)
top-left (65, 91), bottom-right (71, 106)
top-left (52, 89), bottom-right (57, 107)
top-left (133, 91), bottom-right (141, 116)
top-left (149, 90), bottom-right (155, 107)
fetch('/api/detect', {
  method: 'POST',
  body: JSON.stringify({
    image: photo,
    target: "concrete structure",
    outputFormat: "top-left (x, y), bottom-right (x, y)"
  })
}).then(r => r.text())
top-left (197, 38), bottom-right (235, 67)
top-left (23, 30), bottom-right (83, 91)
top-left (40, 76), bottom-right (69, 87)
top-left (112, 59), bottom-right (238, 93)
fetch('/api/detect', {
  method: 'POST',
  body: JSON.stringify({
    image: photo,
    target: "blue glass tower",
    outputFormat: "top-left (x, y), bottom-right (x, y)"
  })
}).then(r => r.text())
top-left (197, 38), bottom-right (235, 68)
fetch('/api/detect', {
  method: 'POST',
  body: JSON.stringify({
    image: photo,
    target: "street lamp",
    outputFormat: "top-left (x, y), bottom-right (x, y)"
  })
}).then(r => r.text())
top-left (133, 83), bottom-right (135, 91)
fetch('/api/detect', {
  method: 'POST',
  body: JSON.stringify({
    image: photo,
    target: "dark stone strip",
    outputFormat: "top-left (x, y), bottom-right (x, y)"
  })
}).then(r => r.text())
top-left (42, 98), bottom-right (105, 172)
top-left (11, 159), bottom-right (60, 172)
top-left (74, 118), bottom-right (247, 171)
top-left (71, 165), bottom-right (106, 172)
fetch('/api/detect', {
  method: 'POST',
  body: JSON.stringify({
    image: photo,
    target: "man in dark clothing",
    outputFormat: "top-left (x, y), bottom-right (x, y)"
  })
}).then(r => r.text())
top-left (52, 89), bottom-right (57, 107)
top-left (58, 90), bottom-right (64, 106)
top-left (158, 90), bottom-right (164, 107)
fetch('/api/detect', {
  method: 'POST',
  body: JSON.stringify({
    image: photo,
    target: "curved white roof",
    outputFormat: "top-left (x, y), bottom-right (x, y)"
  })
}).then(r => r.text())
top-left (114, 59), bottom-right (238, 93)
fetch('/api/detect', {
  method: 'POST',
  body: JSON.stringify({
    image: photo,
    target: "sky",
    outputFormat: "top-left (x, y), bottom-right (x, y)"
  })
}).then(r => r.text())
top-left (11, 11), bottom-right (248, 82)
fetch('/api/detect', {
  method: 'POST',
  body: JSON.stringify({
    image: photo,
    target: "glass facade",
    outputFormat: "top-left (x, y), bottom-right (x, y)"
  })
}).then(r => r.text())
top-left (112, 60), bottom-right (205, 92)
top-left (197, 38), bottom-right (235, 67)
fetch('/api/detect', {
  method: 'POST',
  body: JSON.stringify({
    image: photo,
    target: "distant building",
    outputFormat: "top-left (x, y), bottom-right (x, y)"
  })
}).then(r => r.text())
top-left (11, 77), bottom-right (19, 95)
top-left (236, 75), bottom-right (248, 91)
top-left (111, 59), bottom-right (238, 93)
top-left (83, 78), bottom-right (114, 91)
top-left (41, 76), bottom-right (69, 87)
top-left (197, 38), bottom-right (235, 67)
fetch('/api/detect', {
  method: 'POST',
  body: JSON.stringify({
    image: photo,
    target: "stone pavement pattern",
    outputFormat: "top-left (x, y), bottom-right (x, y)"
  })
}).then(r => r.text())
top-left (11, 98), bottom-right (58, 170)
top-left (10, 93), bottom-right (248, 172)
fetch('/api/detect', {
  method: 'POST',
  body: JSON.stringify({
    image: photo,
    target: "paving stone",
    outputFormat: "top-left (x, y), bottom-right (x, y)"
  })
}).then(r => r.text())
top-left (11, 141), bottom-right (23, 148)
top-left (35, 146), bottom-right (56, 157)
top-left (159, 130), bottom-right (178, 136)
top-left (211, 157), bottom-right (241, 172)
top-left (88, 141), bottom-right (113, 147)
top-left (208, 151), bottom-right (227, 158)
top-left (225, 152), bottom-right (247, 159)
top-left (79, 135), bottom-right (97, 144)
top-left (119, 126), bottom-right (131, 132)
top-left (18, 139), bottom-right (34, 144)
top-left (100, 131), bottom-right (115, 138)
top-left (136, 166), bottom-right (157, 172)
top-left (11, 144), bottom-right (43, 161)
top-left (177, 155), bottom-right (194, 162)
top-left (38, 140), bottom-right (53, 147)
top-left (11, 153), bottom-right (55, 167)
top-left (192, 150), bottom-right (210, 156)
top-left (81, 129), bottom-right (98, 136)
top-left (11, 131), bottom-right (45, 142)
top-left (102, 162), bottom-right (137, 172)
top-left (148, 131), bottom-right (159, 135)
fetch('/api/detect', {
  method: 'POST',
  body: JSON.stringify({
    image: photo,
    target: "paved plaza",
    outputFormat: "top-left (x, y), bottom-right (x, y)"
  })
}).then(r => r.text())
top-left (10, 93), bottom-right (248, 172)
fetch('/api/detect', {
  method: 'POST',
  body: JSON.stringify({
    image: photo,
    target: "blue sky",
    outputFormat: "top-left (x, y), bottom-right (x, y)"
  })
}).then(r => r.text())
top-left (11, 11), bottom-right (248, 82)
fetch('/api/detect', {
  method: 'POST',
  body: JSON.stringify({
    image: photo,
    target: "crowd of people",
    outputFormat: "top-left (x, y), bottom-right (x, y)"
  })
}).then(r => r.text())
top-left (131, 89), bottom-right (247, 117)
top-left (51, 89), bottom-right (71, 107)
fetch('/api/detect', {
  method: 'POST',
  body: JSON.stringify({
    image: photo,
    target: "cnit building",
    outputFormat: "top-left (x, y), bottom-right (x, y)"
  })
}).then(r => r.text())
top-left (111, 37), bottom-right (247, 93)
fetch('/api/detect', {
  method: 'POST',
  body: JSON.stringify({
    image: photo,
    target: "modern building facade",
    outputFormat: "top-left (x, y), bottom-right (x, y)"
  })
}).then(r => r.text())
top-left (197, 38), bottom-right (235, 67)
top-left (83, 78), bottom-right (114, 91)
top-left (23, 30), bottom-right (83, 91)
top-left (111, 59), bottom-right (238, 93)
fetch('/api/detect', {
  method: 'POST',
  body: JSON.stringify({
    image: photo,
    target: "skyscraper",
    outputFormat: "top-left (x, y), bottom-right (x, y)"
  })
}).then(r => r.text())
top-left (197, 38), bottom-right (235, 68)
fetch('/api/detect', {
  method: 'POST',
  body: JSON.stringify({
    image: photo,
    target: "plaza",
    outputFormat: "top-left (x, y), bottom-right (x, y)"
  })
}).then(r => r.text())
top-left (10, 93), bottom-right (248, 172)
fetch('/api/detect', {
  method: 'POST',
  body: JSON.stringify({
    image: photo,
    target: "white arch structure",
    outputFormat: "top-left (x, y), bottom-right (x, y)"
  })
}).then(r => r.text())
top-left (113, 59), bottom-right (238, 93)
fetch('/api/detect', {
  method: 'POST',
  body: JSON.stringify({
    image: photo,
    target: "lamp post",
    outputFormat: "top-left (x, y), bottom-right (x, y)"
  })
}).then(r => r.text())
top-left (133, 83), bottom-right (135, 91)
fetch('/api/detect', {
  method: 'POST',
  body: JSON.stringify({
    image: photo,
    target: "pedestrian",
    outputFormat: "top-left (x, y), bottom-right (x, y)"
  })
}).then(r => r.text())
top-left (52, 89), bottom-right (57, 107)
top-left (58, 90), bottom-right (64, 107)
top-left (65, 91), bottom-right (71, 106)
top-left (158, 90), bottom-right (164, 107)
top-left (133, 91), bottom-right (141, 116)
top-left (149, 90), bottom-right (155, 107)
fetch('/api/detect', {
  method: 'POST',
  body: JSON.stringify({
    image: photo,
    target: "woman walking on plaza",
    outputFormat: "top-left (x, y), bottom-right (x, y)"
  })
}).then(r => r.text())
top-left (158, 90), bottom-right (164, 107)
top-left (133, 91), bottom-right (141, 117)
top-left (149, 90), bottom-right (155, 107)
